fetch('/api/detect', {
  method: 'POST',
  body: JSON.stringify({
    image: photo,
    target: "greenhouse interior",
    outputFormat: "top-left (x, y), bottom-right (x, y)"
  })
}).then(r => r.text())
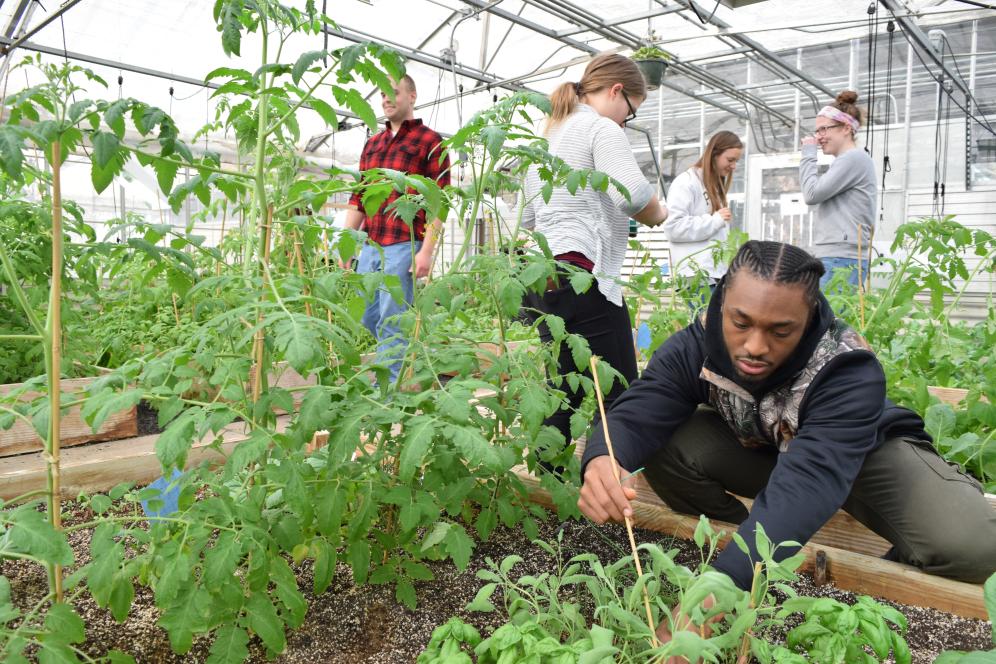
top-left (0, 0), bottom-right (995, 662)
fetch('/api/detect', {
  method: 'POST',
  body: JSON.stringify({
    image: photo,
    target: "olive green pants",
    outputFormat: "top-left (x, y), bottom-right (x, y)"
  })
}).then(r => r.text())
top-left (644, 407), bottom-right (996, 583)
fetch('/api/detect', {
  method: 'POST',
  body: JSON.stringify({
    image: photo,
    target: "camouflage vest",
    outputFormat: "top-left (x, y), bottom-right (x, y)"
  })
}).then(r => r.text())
top-left (701, 319), bottom-right (872, 452)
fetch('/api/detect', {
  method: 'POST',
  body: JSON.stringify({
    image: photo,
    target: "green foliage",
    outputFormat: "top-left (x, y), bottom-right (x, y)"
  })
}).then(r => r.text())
top-left (832, 217), bottom-right (996, 490)
top-left (774, 596), bottom-right (910, 664)
top-left (419, 522), bottom-right (910, 664)
top-left (0, 2), bottom-right (610, 660)
top-left (0, 2), bottom-right (967, 662)
top-left (631, 46), bottom-right (671, 61)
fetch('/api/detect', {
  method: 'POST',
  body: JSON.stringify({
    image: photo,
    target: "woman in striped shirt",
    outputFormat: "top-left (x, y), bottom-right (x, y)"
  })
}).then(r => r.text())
top-left (521, 52), bottom-right (669, 471)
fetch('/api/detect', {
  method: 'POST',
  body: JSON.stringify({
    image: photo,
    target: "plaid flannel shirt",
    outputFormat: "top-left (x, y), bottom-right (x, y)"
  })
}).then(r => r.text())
top-left (347, 118), bottom-right (450, 246)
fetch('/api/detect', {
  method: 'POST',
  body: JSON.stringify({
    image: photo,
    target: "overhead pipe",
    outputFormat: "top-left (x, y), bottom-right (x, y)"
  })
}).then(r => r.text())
top-left (0, 0), bottom-right (86, 56)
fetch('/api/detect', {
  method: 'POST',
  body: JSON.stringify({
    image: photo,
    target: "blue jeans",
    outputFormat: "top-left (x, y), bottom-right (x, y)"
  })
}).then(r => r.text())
top-left (820, 257), bottom-right (870, 289)
top-left (357, 240), bottom-right (422, 382)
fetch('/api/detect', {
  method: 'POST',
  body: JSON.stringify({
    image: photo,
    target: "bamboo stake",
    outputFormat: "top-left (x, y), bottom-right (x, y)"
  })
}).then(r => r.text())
top-left (215, 199), bottom-right (228, 278)
top-left (292, 229), bottom-right (312, 317)
top-left (171, 292), bottom-right (181, 327)
top-left (47, 140), bottom-right (64, 602)
top-left (322, 226), bottom-right (334, 355)
top-left (589, 355), bottom-right (659, 648)
top-left (857, 230), bottom-right (865, 329)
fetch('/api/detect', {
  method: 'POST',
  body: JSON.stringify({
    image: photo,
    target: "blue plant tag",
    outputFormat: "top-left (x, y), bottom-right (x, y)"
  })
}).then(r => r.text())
top-left (636, 322), bottom-right (652, 352)
top-left (140, 468), bottom-right (184, 517)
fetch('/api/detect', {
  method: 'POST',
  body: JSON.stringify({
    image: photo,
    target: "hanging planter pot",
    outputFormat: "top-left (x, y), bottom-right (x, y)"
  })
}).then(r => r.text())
top-left (635, 58), bottom-right (669, 90)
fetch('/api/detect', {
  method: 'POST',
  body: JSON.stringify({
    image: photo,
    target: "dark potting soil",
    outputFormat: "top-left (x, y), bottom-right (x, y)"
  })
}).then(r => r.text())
top-left (136, 400), bottom-right (162, 436)
top-left (2, 503), bottom-right (991, 663)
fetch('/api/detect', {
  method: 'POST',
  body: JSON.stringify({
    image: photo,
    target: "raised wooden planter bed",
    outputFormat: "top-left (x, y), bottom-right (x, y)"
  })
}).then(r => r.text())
top-left (0, 377), bottom-right (138, 458)
top-left (516, 467), bottom-right (993, 620)
top-left (0, 378), bottom-right (989, 619)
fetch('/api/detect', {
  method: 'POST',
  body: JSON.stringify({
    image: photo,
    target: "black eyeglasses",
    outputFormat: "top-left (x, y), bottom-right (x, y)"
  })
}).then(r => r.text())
top-left (814, 123), bottom-right (844, 137)
top-left (621, 90), bottom-right (637, 124)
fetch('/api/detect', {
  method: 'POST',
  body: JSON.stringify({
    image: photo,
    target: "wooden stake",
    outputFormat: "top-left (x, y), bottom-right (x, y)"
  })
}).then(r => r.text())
top-left (48, 140), bottom-right (64, 601)
top-left (292, 229), bottom-right (312, 317)
top-left (589, 355), bottom-right (659, 648)
top-left (814, 550), bottom-right (828, 587)
top-left (171, 292), bottom-right (181, 327)
top-left (857, 230), bottom-right (865, 328)
top-left (216, 199), bottom-right (227, 278)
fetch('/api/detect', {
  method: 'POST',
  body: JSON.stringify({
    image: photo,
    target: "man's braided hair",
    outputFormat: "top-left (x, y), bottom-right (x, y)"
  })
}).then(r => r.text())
top-left (724, 241), bottom-right (826, 307)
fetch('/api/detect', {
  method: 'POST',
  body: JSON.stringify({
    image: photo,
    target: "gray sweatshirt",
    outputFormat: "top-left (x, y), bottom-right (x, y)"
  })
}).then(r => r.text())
top-left (799, 145), bottom-right (877, 259)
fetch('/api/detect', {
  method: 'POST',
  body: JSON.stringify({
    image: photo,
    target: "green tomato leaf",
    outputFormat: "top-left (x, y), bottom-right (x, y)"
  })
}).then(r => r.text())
top-left (44, 603), bottom-right (85, 644)
top-left (444, 523), bottom-right (474, 571)
top-left (247, 591), bottom-right (286, 655)
top-left (0, 125), bottom-right (27, 180)
top-left (91, 131), bottom-right (120, 169)
top-left (292, 50), bottom-right (327, 85)
top-left (206, 624), bottom-right (250, 664)
top-left (4, 504), bottom-right (74, 566)
top-left (399, 415), bottom-right (435, 483)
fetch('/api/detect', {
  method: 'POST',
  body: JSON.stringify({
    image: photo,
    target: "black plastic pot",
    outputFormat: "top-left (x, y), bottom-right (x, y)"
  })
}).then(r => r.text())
top-left (635, 59), bottom-right (669, 90)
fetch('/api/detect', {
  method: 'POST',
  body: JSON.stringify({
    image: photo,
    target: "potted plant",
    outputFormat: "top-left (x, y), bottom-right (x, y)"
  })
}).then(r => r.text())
top-left (631, 45), bottom-right (670, 90)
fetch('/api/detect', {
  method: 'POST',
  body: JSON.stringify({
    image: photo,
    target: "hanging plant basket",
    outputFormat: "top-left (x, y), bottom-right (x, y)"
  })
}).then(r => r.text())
top-left (635, 59), bottom-right (669, 90)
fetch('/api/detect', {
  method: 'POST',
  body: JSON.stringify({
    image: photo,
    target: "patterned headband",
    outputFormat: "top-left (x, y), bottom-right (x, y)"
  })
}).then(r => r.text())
top-left (818, 105), bottom-right (859, 133)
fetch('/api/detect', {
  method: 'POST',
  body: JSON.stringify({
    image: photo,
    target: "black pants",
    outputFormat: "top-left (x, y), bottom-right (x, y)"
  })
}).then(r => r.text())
top-left (645, 407), bottom-right (996, 583)
top-left (524, 278), bottom-right (638, 467)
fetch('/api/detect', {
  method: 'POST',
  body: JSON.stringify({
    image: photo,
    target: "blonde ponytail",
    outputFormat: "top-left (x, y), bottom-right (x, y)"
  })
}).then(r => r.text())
top-left (545, 81), bottom-right (580, 135)
top-left (544, 53), bottom-right (646, 134)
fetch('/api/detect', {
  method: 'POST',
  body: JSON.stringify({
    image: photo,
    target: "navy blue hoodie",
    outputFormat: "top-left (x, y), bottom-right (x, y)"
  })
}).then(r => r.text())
top-left (581, 286), bottom-right (928, 589)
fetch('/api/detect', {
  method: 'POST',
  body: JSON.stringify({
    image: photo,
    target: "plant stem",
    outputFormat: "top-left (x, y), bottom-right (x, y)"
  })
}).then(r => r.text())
top-left (242, 18), bottom-right (270, 275)
top-left (735, 561), bottom-right (765, 664)
top-left (46, 139), bottom-right (64, 602)
top-left (0, 242), bottom-right (46, 337)
top-left (943, 246), bottom-right (996, 319)
top-left (3, 488), bottom-right (50, 505)
top-left (0, 334), bottom-right (44, 341)
top-left (264, 58), bottom-right (341, 136)
top-left (120, 146), bottom-right (253, 181)
top-left (250, 205), bottom-right (274, 405)
top-left (447, 157), bottom-right (487, 274)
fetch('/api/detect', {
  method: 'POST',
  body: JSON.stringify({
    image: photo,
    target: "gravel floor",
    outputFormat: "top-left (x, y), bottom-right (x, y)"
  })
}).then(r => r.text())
top-left (2, 501), bottom-right (991, 663)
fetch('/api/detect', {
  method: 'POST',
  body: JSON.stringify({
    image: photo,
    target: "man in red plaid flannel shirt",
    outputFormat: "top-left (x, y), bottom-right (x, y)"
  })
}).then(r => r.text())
top-left (344, 75), bottom-right (450, 382)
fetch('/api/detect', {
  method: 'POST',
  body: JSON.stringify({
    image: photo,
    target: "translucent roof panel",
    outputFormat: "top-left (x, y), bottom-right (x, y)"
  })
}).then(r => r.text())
top-left (0, 0), bottom-right (990, 164)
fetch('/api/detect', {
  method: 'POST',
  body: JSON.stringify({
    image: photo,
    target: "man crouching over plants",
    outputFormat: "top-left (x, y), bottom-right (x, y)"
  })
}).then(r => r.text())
top-left (578, 240), bottom-right (996, 645)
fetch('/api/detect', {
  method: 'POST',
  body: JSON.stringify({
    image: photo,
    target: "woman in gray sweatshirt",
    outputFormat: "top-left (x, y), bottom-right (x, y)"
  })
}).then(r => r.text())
top-left (799, 90), bottom-right (877, 289)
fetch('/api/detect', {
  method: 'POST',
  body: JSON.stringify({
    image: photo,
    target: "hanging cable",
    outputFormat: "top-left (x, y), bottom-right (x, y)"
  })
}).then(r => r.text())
top-left (864, 2), bottom-right (879, 157)
top-left (941, 80), bottom-right (951, 215)
top-left (427, 67), bottom-right (445, 128)
top-left (889, 20), bottom-right (994, 137)
top-left (689, 0), bottom-right (722, 25)
top-left (879, 21), bottom-right (895, 221)
top-left (932, 71), bottom-right (952, 218)
top-left (59, 14), bottom-right (69, 64)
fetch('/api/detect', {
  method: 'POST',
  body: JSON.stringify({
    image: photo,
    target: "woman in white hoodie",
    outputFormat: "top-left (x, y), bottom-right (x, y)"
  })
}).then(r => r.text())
top-left (663, 131), bottom-right (743, 291)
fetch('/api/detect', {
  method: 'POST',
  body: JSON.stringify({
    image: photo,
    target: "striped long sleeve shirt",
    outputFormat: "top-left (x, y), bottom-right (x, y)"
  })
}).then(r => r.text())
top-left (521, 104), bottom-right (654, 306)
